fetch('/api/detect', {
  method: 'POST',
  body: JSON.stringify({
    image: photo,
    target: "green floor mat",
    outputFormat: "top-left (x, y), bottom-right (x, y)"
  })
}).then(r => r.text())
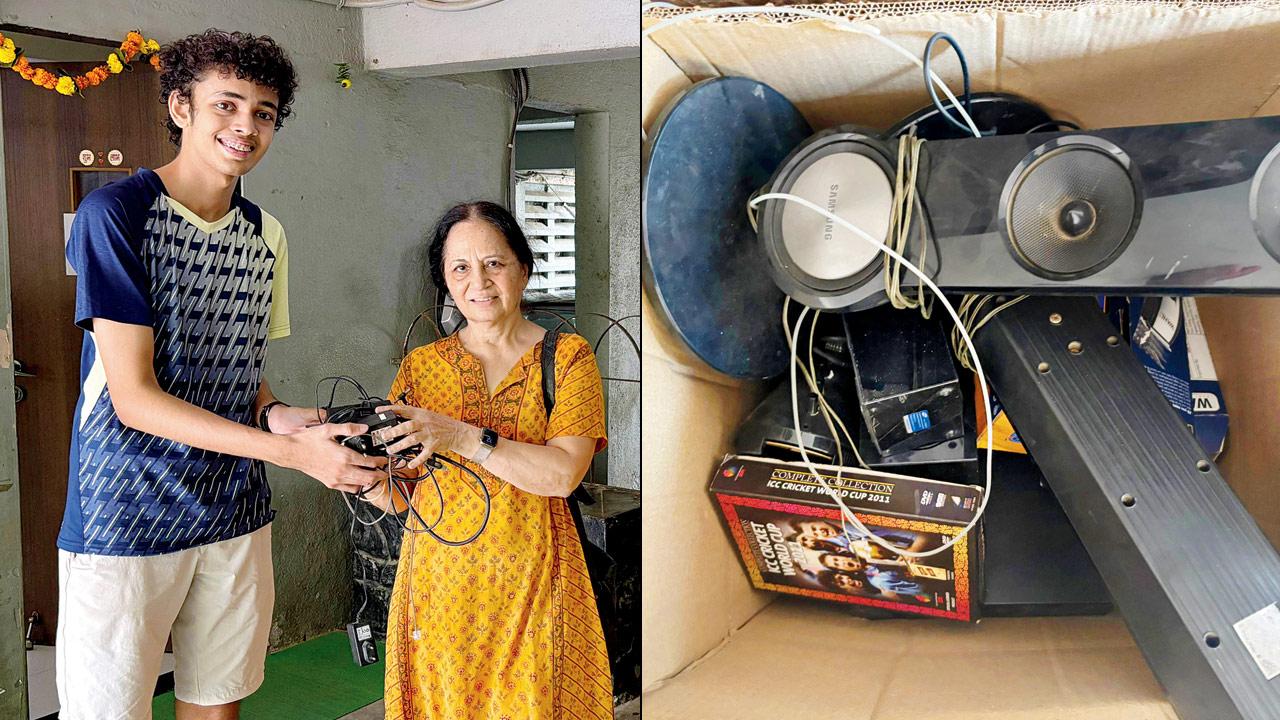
top-left (152, 632), bottom-right (385, 720)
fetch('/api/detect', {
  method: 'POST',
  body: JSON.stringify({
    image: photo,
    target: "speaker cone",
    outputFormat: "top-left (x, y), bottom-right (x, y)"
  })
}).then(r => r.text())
top-left (1000, 137), bottom-right (1143, 279)
top-left (1251, 141), bottom-right (1280, 264)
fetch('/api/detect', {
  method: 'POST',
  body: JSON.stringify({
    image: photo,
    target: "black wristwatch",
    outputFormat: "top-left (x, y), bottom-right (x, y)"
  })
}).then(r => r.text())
top-left (258, 400), bottom-right (288, 432)
top-left (472, 428), bottom-right (498, 464)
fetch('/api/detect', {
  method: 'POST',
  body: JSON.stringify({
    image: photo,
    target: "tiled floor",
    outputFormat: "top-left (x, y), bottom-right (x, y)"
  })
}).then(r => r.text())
top-left (338, 698), bottom-right (641, 719)
top-left (338, 699), bottom-right (385, 719)
top-left (27, 646), bottom-right (57, 720)
top-left (28, 646), bottom-right (175, 720)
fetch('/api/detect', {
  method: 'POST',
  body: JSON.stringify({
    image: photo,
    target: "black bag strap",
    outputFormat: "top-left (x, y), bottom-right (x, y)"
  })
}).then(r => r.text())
top-left (541, 328), bottom-right (596, 512)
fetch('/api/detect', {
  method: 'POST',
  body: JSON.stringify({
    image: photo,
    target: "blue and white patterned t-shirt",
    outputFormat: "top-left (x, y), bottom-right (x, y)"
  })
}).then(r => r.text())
top-left (58, 168), bottom-right (290, 556)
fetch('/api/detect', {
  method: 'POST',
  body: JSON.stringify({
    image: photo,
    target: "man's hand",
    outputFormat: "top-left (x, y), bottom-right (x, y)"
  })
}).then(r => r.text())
top-left (278, 423), bottom-right (388, 494)
top-left (267, 405), bottom-right (327, 435)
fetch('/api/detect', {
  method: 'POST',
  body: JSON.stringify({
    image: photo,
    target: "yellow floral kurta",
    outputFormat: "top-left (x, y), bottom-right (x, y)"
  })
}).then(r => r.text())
top-left (383, 332), bottom-right (612, 720)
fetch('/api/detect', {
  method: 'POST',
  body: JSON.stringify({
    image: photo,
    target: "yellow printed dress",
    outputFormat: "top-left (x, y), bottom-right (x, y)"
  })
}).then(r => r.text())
top-left (382, 332), bottom-right (612, 720)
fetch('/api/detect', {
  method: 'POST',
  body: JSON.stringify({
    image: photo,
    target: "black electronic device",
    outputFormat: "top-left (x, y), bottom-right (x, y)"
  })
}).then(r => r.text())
top-left (731, 322), bottom-right (859, 461)
top-left (842, 305), bottom-right (964, 456)
top-left (978, 297), bottom-right (1280, 719)
top-left (978, 453), bottom-right (1111, 617)
top-left (346, 622), bottom-right (379, 667)
top-left (755, 115), bottom-right (1280, 313)
top-left (886, 92), bottom-right (1056, 140)
top-left (644, 77), bottom-right (1280, 379)
top-left (325, 400), bottom-right (439, 469)
top-left (318, 376), bottom-right (490, 546)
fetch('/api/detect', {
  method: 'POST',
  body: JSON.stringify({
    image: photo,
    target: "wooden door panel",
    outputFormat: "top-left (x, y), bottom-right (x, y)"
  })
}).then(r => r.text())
top-left (2, 60), bottom-right (172, 640)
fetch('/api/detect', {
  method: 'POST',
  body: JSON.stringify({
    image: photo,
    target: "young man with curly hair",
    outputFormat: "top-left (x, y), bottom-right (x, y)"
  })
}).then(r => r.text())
top-left (59, 30), bottom-right (383, 719)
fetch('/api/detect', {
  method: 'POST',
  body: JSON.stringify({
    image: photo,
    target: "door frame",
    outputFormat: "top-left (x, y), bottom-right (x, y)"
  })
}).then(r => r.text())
top-left (0, 54), bottom-right (31, 720)
top-left (0, 22), bottom-right (130, 718)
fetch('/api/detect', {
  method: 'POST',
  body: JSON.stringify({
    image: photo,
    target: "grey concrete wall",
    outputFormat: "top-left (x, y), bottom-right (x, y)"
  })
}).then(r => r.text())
top-left (0, 77), bottom-right (30, 720)
top-left (0, 0), bottom-right (511, 651)
top-left (525, 59), bottom-right (641, 490)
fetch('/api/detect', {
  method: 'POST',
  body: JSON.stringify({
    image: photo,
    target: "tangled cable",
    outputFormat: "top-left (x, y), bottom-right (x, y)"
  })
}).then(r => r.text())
top-left (317, 376), bottom-right (491, 547)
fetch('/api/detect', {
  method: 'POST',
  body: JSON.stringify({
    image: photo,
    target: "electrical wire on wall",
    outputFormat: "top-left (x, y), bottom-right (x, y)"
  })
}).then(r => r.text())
top-left (505, 68), bottom-right (530, 208)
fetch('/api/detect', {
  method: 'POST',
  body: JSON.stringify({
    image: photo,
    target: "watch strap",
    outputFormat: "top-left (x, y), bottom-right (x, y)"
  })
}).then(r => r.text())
top-left (472, 427), bottom-right (498, 463)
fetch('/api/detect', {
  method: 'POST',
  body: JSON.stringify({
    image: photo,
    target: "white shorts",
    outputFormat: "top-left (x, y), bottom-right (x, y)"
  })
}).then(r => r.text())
top-left (56, 524), bottom-right (274, 719)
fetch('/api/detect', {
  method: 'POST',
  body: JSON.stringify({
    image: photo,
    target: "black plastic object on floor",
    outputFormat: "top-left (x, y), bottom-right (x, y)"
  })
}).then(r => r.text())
top-left (577, 482), bottom-right (641, 706)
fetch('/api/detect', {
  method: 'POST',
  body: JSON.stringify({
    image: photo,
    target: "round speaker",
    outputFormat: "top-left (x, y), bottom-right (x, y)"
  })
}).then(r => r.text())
top-left (642, 77), bottom-right (812, 379)
top-left (1250, 141), bottom-right (1280, 264)
top-left (757, 128), bottom-right (898, 310)
top-left (886, 92), bottom-right (1054, 140)
top-left (999, 137), bottom-right (1143, 279)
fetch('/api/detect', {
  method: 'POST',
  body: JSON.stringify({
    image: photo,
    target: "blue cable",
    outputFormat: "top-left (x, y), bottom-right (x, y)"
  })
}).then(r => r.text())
top-left (923, 32), bottom-right (973, 135)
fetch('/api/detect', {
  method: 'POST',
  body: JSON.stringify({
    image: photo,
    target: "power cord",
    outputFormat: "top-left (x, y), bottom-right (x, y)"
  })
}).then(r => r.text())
top-left (750, 192), bottom-right (994, 561)
top-left (923, 32), bottom-right (973, 135)
top-left (883, 129), bottom-right (934, 318)
top-left (780, 297), bottom-right (869, 472)
top-left (317, 376), bottom-right (491, 546)
top-left (641, 5), bottom-right (984, 139)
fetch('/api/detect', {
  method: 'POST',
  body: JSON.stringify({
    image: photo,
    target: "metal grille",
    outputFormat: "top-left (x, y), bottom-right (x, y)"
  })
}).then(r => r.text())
top-left (1007, 146), bottom-right (1137, 277)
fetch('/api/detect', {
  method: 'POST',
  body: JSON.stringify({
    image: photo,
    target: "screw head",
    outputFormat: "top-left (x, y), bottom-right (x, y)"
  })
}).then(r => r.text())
top-left (1068, 340), bottom-right (1083, 354)
top-left (1049, 313), bottom-right (1063, 325)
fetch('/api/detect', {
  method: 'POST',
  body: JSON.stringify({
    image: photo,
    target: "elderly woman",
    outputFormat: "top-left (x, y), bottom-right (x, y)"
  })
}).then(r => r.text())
top-left (361, 201), bottom-right (612, 719)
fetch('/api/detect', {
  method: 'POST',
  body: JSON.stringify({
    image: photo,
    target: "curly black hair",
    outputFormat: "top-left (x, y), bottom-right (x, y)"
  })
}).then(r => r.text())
top-left (157, 29), bottom-right (298, 147)
top-left (427, 201), bottom-right (536, 293)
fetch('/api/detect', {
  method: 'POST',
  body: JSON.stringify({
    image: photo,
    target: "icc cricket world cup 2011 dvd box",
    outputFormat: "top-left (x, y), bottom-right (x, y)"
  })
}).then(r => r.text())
top-left (710, 454), bottom-right (984, 622)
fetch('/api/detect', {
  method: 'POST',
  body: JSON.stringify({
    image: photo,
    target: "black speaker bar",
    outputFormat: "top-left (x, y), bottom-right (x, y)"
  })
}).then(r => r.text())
top-left (975, 296), bottom-right (1280, 720)
top-left (919, 116), bottom-right (1280, 295)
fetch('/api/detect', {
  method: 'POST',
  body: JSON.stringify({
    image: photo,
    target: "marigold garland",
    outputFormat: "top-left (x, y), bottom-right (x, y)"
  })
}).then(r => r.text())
top-left (0, 30), bottom-right (162, 97)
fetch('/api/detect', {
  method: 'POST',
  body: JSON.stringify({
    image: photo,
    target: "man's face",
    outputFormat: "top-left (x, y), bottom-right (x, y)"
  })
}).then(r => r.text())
top-left (798, 520), bottom-right (839, 539)
top-left (175, 69), bottom-right (279, 177)
top-left (833, 573), bottom-right (865, 592)
top-left (820, 553), bottom-right (862, 572)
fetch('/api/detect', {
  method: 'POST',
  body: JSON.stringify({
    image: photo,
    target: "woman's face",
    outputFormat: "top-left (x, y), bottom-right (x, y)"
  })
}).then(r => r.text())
top-left (442, 218), bottom-right (528, 325)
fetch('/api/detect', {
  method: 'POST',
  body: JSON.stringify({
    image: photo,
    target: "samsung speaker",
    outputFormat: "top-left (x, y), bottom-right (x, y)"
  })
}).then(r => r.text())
top-left (914, 116), bottom-right (1280, 296)
top-left (759, 114), bottom-right (1280, 312)
top-left (755, 127), bottom-right (938, 310)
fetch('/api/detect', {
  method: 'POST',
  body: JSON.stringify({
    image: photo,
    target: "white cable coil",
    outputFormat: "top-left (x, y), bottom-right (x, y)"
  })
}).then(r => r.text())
top-left (752, 192), bottom-right (995, 560)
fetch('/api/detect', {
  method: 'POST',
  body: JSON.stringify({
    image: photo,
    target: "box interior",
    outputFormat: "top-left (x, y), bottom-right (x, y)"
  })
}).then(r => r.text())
top-left (641, 3), bottom-right (1280, 717)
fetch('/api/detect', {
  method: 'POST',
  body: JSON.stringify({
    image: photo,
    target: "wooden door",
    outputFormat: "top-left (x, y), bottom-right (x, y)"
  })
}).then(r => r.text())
top-left (1, 60), bottom-right (172, 641)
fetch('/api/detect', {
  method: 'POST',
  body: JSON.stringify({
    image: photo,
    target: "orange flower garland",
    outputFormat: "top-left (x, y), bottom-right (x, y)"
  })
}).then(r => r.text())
top-left (0, 29), bottom-right (162, 97)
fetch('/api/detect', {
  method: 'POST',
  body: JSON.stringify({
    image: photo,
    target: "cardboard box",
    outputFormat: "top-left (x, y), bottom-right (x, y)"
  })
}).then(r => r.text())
top-left (643, 3), bottom-right (1280, 718)
top-left (710, 455), bottom-right (982, 621)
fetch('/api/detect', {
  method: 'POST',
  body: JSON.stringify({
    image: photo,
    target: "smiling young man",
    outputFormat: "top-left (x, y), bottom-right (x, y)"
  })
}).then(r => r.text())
top-left (59, 30), bottom-right (384, 720)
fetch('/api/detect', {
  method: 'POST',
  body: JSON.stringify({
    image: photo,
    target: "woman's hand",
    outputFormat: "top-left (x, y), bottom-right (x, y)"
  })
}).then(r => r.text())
top-left (375, 404), bottom-right (472, 470)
